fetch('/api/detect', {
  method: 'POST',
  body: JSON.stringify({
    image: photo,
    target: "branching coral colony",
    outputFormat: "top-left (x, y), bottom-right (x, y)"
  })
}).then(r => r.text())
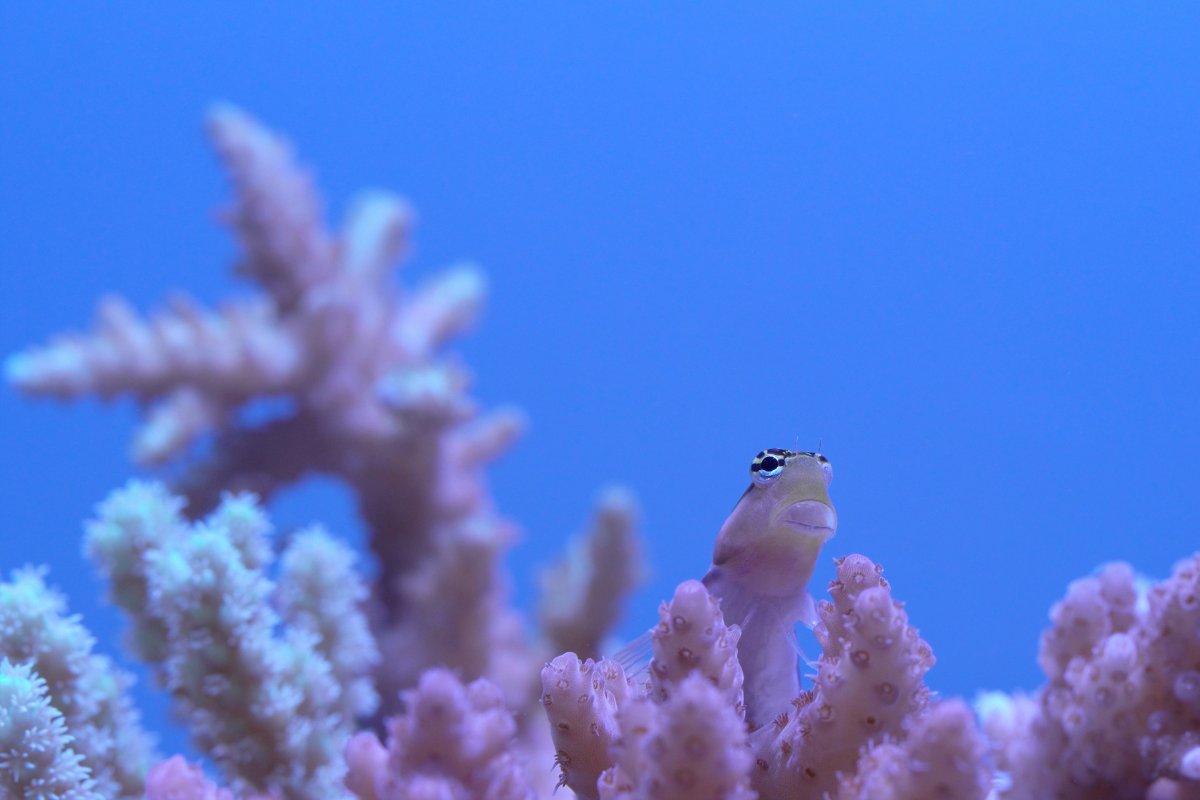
top-left (4, 107), bottom-right (1200, 800)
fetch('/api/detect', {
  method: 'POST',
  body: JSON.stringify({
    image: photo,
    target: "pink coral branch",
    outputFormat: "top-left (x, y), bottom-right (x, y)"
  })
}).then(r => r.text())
top-left (602, 673), bottom-right (756, 800)
top-left (544, 557), bottom-right (973, 800)
top-left (5, 104), bottom-right (648, 794)
top-left (751, 554), bottom-right (935, 800)
top-left (345, 669), bottom-right (535, 800)
top-left (648, 579), bottom-right (744, 710)
top-left (835, 699), bottom-right (990, 800)
top-left (540, 654), bottom-right (632, 799)
top-left (206, 103), bottom-right (338, 311)
top-left (981, 553), bottom-right (1200, 798)
top-left (144, 757), bottom-right (236, 800)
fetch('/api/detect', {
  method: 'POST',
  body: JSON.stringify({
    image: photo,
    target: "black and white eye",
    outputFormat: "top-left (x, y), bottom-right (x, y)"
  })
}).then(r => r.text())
top-left (751, 451), bottom-right (786, 483)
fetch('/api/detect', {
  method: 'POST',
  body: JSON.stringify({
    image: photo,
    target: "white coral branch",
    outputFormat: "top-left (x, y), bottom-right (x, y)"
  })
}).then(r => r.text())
top-left (276, 526), bottom-right (381, 723)
top-left (0, 569), bottom-right (154, 799)
top-left (0, 659), bottom-right (99, 800)
top-left (85, 481), bottom-right (374, 798)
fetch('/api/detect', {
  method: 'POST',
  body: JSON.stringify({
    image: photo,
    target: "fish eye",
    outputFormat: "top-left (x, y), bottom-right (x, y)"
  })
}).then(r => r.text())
top-left (751, 450), bottom-right (787, 483)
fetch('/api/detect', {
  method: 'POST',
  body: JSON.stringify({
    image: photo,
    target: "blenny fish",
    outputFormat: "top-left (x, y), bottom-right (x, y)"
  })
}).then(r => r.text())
top-left (702, 448), bottom-right (837, 727)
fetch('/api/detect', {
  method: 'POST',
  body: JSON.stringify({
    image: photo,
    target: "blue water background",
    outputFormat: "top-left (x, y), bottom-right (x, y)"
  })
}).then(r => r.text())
top-left (2, 4), bottom-right (1198, 761)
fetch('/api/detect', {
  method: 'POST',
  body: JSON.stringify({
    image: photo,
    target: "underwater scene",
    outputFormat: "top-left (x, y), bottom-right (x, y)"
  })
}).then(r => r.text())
top-left (1, 5), bottom-right (1198, 799)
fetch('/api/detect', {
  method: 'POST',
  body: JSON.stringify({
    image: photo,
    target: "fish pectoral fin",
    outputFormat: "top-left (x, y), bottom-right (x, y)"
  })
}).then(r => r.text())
top-left (782, 618), bottom-right (803, 657)
top-left (798, 591), bottom-right (818, 629)
top-left (610, 629), bottom-right (654, 679)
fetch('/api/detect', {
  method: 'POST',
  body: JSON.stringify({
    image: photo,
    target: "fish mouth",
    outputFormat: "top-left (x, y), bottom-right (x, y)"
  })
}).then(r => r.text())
top-left (781, 500), bottom-right (837, 536)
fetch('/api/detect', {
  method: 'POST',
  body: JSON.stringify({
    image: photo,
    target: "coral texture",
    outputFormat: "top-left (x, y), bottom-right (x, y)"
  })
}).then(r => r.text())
top-left (834, 698), bottom-right (990, 800)
top-left (980, 555), bottom-right (1200, 799)
top-left (543, 564), bottom-right (987, 800)
top-left (0, 568), bottom-right (154, 798)
top-left (143, 756), bottom-right (235, 800)
top-left (600, 672), bottom-right (756, 800)
top-left (345, 668), bottom-right (535, 800)
top-left (0, 658), bottom-right (99, 800)
top-left (5, 106), bottom-right (643, 797)
top-left (4, 105), bottom-right (529, 706)
top-left (751, 554), bottom-right (940, 799)
top-left (86, 481), bottom-right (375, 799)
top-left (541, 578), bottom-right (748, 800)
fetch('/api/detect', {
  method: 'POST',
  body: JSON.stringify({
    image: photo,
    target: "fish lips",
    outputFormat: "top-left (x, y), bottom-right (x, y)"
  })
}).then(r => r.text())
top-left (781, 500), bottom-right (837, 538)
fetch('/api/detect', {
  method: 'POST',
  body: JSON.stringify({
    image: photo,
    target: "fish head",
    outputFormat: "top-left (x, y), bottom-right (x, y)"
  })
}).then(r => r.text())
top-left (711, 448), bottom-right (837, 596)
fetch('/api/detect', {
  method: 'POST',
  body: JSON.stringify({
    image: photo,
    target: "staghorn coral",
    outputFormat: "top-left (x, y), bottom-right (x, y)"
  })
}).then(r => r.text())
top-left (6, 106), bottom-right (643, 728)
top-left (540, 654), bottom-right (632, 799)
top-left (750, 554), bottom-right (940, 800)
top-left (141, 756), bottom-right (277, 800)
top-left (5, 102), bottom-right (522, 645)
top-left (979, 554), bottom-right (1200, 799)
top-left (143, 757), bottom-right (236, 800)
top-left (0, 658), bottom-right (99, 800)
top-left (598, 672), bottom-right (756, 800)
top-left (834, 698), bottom-right (990, 800)
top-left (275, 526), bottom-right (381, 726)
top-left (344, 668), bottom-right (535, 800)
top-left (541, 579), bottom-right (747, 800)
top-left (645, 580), bottom-right (745, 710)
top-left (5, 105), bottom-right (644, 797)
top-left (0, 567), bottom-right (155, 799)
top-left (85, 481), bottom-right (377, 799)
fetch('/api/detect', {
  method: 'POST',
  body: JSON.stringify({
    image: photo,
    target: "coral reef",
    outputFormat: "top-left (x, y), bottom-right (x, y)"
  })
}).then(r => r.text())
top-left (543, 559), bottom-right (991, 800)
top-left (344, 668), bottom-right (535, 800)
top-left (5, 104), bottom-right (644, 717)
top-left (4, 105), bottom-right (1199, 800)
top-left (0, 568), bottom-right (154, 798)
top-left (751, 554), bottom-right (939, 799)
top-left (980, 555), bottom-right (1200, 799)
top-left (542, 580), bottom-right (752, 800)
top-left (834, 698), bottom-right (990, 800)
top-left (0, 659), bottom-right (101, 800)
top-left (85, 481), bottom-right (374, 798)
top-left (143, 757), bottom-right (238, 800)
top-left (5, 106), bottom-right (642, 798)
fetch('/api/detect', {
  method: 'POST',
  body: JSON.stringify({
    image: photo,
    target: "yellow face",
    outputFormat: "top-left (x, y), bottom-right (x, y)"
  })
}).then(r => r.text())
top-left (711, 449), bottom-right (837, 596)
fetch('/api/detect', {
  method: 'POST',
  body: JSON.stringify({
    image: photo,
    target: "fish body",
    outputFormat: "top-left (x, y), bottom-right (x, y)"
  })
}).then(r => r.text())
top-left (702, 448), bottom-right (836, 727)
